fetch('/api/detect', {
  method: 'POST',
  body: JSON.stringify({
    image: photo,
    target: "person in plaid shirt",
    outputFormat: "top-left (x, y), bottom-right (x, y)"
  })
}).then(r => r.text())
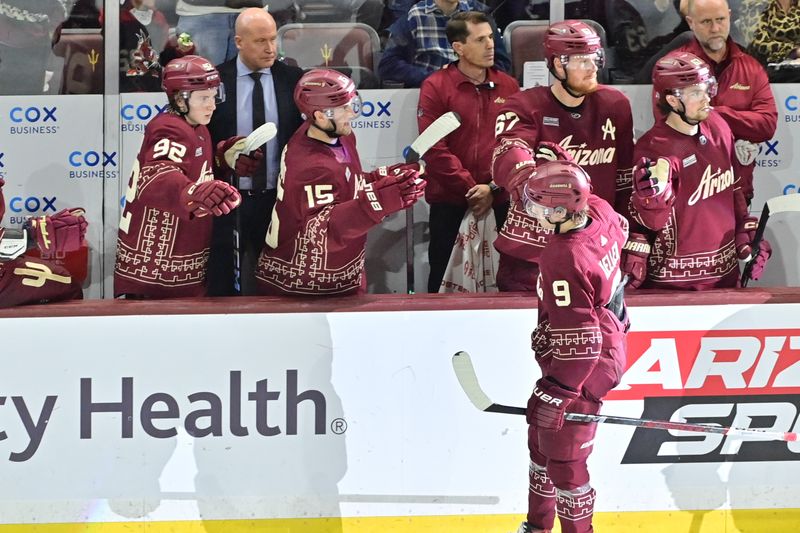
top-left (378, 0), bottom-right (511, 88)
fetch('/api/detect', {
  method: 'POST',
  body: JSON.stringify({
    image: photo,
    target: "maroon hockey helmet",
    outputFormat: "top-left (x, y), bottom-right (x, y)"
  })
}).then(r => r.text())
top-left (544, 20), bottom-right (603, 70)
top-left (294, 69), bottom-right (358, 119)
top-left (523, 160), bottom-right (592, 221)
top-left (162, 55), bottom-right (221, 95)
top-left (652, 51), bottom-right (717, 108)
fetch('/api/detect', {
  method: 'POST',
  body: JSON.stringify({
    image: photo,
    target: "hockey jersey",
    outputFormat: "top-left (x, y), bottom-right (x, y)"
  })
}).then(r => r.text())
top-left (492, 85), bottom-right (634, 265)
top-left (114, 111), bottom-right (216, 298)
top-left (631, 112), bottom-right (742, 290)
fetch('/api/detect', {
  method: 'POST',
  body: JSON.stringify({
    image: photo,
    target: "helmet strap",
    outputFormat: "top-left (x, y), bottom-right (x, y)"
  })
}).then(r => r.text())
top-left (672, 98), bottom-right (701, 127)
top-left (310, 116), bottom-right (342, 139)
top-left (553, 66), bottom-right (587, 99)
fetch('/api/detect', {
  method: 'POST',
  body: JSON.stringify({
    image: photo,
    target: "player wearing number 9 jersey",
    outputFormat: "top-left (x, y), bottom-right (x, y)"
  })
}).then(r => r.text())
top-left (254, 69), bottom-right (426, 296)
top-left (115, 55), bottom-right (242, 298)
top-left (516, 160), bottom-right (629, 533)
top-left (491, 20), bottom-right (634, 292)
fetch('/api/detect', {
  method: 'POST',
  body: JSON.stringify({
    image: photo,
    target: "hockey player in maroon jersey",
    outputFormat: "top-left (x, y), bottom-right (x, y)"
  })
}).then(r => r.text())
top-left (490, 20), bottom-right (635, 291)
top-left (517, 160), bottom-right (629, 533)
top-left (254, 69), bottom-right (426, 296)
top-left (628, 51), bottom-right (771, 290)
top-left (115, 55), bottom-right (261, 298)
top-left (0, 177), bottom-right (87, 307)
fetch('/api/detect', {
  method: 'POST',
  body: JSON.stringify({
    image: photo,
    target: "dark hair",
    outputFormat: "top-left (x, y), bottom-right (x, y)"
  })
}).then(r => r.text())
top-left (446, 11), bottom-right (490, 45)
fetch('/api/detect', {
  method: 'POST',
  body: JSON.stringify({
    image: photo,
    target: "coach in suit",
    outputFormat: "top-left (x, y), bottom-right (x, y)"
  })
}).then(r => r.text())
top-left (207, 7), bottom-right (304, 296)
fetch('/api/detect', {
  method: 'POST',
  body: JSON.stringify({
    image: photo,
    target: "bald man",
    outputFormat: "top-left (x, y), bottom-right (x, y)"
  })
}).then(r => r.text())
top-left (207, 8), bottom-right (304, 296)
top-left (676, 0), bottom-right (776, 203)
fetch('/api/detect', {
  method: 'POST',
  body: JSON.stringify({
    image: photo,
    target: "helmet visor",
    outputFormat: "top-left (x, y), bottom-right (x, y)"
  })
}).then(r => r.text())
top-left (673, 79), bottom-right (717, 102)
top-left (323, 94), bottom-right (362, 119)
top-left (562, 50), bottom-right (605, 71)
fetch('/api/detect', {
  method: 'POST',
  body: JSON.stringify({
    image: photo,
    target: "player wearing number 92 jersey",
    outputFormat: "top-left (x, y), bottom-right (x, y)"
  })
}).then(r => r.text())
top-left (115, 56), bottom-right (243, 298)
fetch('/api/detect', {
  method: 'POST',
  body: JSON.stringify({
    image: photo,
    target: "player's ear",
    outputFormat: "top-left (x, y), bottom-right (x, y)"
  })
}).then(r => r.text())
top-left (175, 94), bottom-right (189, 114)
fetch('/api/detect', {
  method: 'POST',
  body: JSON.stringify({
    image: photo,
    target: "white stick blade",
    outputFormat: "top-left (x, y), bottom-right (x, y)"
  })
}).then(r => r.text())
top-left (409, 111), bottom-right (461, 159)
top-left (452, 351), bottom-right (493, 411)
top-left (243, 122), bottom-right (278, 153)
top-left (766, 193), bottom-right (800, 215)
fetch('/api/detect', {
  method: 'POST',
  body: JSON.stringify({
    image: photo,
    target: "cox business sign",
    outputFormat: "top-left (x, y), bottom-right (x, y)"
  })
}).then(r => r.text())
top-left (7, 106), bottom-right (59, 135)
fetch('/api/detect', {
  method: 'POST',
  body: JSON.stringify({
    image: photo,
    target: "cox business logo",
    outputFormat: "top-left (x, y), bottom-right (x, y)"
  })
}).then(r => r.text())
top-left (785, 95), bottom-right (800, 123)
top-left (121, 103), bottom-right (169, 132)
top-left (9, 196), bottom-right (57, 213)
top-left (68, 150), bottom-right (119, 179)
top-left (8, 106), bottom-right (59, 135)
top-left (755, 139), bottom-right (780, 169)
top-left (351, 99), bottom-right (394, 129)
top-left (0, 152), bottom-right (5, 179)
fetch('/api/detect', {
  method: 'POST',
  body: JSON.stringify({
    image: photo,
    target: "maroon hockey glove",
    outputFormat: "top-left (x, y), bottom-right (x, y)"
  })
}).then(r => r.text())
top-left (29, 208), bottom-right (88, 255)
top-left (526, 377), bottom-right (579, 432)
top-left (621, 233), bottom-right (651, 289)
top-left (361, 168), bottom-right (426, 222)
top-left (735, 215), bottom-right (759, 259)
top-left (632, 156), bottom-right (671, 199)
top-left (367, 162), bottom-right (424, 183)
top-left (180, 180), bottom-right (242, 217)
top-left (215, 136), bottom-right (265, 176)
top-left (748, 239), bottom-right (772, 281)
top-left (535, 141), bottom-right (572, 162)
top-left (507, 160), bottom-right (536, 203)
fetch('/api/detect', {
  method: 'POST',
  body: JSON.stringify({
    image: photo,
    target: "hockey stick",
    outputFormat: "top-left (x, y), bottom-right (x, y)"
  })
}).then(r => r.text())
top-left (232, 122), bottom-right (278, 295)
top-left (451, 351), bottom-right (799, 442)
top-left (403, 111), bottom-right (462, 293)
top-left (741, 193), bottom-right (800, 287)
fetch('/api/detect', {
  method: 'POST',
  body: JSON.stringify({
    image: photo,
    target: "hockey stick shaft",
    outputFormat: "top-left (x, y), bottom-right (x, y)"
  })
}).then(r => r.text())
top-left (740, 203), bottom-right (770, 288)
top-left (451, 351), bottom-right (798, 442)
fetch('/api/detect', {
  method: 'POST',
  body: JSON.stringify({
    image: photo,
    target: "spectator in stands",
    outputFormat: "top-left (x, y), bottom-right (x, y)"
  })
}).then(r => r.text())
top-left (114, 0), bottom-right (196, 92)
top-left (0, 0), bottom-right (72, 95)
top-left (738, 0), bottom-right (800, 68)
top-left (206, 8), bottom-right (304, 295)
top-left (378, 0), bottom-right (510, 88)
top-left (418, 11), bottom-right (518, 293)
top-left (676, 0), bottom-right (777, 203)
top-left (175, 0), bottom-right (261, 66)
top-left (629, 51), bottom-right (771, 289)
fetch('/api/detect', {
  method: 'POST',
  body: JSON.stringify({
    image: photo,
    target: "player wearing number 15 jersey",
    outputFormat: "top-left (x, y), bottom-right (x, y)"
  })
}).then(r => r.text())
top-left (114, 55), bottom-right (248, 298)
top-left (255, 69), bottom-right (426, 296)
top-left (517, 160), bottom-right (629, 533)
top-left (491, 20), bottom-right (634, 292)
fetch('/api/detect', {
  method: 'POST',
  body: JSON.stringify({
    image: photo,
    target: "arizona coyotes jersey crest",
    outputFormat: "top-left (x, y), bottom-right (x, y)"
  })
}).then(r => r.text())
top-left (631, 112), bottom-right (740, 290)
top-left (255, 123), bottom-right (370, 296)
top-left (492, 86), bottom-right (634, 264)
top-left (534, 196), bottom-right (629, 391)
top-left (114, 112), bottom-right (215, 298)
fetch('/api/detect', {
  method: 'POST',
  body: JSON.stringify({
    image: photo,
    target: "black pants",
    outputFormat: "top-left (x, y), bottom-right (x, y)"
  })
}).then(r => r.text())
top-left (207, 189), bottom-right (277, 296)
top-left (427, 201), bottom-right (509, 293)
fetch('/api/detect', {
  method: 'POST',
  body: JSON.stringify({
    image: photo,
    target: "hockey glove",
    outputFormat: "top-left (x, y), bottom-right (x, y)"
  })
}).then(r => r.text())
top-left (216, 136), bottom-right (265, 177)
top-left (621, 233), bottom-right (651, 289)
top-left (526, 377), bottom-right (579, 432)
top-left (535, 141), bottom-right (572, 162)
top-left (180, 180), bottom-right (242, 217)
top-left (632, 157), bottom-right (669, 198)
top-left (748, 239), bottom-right (772, 281)
top-left (734, 139), bottom-right (759, 166)
top-left (29, 208), bottom-right (88, 255)
top-left (507, 159), bottom-right (537, 203)
top-left (361, 168), bottom-right (426, 222)
top-left (735, 215), bottom-right (759, 259)
top-left (367, 161), bottom-right (425, 183)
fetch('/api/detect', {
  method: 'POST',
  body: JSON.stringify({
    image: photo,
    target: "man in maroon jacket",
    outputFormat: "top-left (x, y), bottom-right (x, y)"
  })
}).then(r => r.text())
top-left (418, 10), bottom-right (518, 293)
top-left (491, 20), bottom-right (635, 291)
top-left (518, 160), bottom-right (630, 533)
top-left (678, 0), bottom-right (777, 202)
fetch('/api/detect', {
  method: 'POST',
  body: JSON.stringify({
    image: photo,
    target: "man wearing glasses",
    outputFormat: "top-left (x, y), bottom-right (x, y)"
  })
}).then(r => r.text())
top-left (628, 51), bottom-right (771, 290)
top-left (490, 20), bottom-right (635, 292)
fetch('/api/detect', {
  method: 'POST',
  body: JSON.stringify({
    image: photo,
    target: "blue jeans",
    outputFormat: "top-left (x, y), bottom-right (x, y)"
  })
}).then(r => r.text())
top-left (177, 13), bottom-right (239, 66)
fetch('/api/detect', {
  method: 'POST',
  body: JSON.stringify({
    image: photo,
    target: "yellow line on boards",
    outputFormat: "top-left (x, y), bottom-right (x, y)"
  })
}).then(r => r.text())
top-left (0, 509), bottom-right (798, 532)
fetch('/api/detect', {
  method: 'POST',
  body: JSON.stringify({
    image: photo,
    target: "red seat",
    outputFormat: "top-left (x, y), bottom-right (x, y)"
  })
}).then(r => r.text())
top-left (52, 29), bottom-right (104, 94)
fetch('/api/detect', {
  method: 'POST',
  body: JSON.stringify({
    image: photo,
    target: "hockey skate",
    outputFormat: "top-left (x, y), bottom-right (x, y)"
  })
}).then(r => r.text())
top-left (515, 521), bottom-right (551, 533)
